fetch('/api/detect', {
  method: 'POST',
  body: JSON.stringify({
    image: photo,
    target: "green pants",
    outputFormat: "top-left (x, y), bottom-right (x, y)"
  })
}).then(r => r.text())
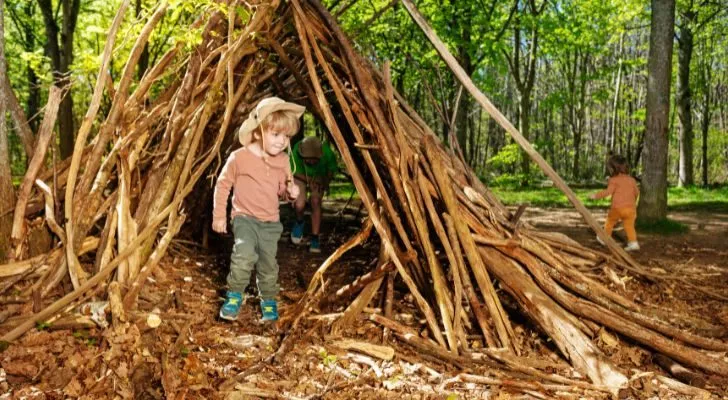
top-left (228, 215), bottom-right (283, 300)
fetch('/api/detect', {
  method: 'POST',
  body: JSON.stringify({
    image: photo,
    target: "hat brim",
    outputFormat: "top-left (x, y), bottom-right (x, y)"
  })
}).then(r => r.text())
top-left (238, 98), bottom-right (306, 146)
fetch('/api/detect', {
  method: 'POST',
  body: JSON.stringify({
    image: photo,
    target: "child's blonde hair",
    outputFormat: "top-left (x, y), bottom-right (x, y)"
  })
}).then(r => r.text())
top-left (607, 154), bottom-right (629, 176)
top-left (252, 110), bottom-right (301, 141)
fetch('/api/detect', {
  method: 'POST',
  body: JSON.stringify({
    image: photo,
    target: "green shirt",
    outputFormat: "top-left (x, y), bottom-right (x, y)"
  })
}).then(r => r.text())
top-left (291, 140), bottom-right (338, 178)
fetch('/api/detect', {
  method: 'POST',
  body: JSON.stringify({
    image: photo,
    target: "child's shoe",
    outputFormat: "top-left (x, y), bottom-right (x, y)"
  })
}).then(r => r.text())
top-left (309, 236), bottom-right (321, 253)
top-left (219, 291), bottom-right (244, 321)
top-left (260, 299), bottom-right (278, 321)
top-left (624, 241), bottom-right (640, 252)
top-left (291, 221), bottom-right (304, 244)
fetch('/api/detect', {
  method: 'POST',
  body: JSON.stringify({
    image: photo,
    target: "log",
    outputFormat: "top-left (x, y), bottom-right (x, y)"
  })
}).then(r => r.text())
top-left (320, 260), bottom-right (394, 307)
top-left (329, 338), bottom-right (395, 361)
top-left (653, 354), bottom-right (706, 388)
top-left (476, 247), bottom-right (628, 389)
top-left (10, 86), bottom-right (63, 258)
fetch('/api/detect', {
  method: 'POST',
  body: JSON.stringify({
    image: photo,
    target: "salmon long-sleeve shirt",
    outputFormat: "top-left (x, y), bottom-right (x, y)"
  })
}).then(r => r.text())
top-left (213, 148), bottom-right (291, 223)
top-left (593, 174), bottom-right (640, 209)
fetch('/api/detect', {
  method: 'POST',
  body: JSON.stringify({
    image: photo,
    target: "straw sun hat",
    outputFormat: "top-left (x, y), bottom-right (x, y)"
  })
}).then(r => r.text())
top-left (238, 97), bottom-right (306, 146)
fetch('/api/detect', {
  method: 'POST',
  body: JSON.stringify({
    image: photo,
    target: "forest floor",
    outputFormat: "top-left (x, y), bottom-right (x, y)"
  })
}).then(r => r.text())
top-left (2, 198), bottom-right (728, 399)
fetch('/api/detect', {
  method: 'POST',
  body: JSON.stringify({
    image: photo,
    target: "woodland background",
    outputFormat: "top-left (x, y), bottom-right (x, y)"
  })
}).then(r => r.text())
top-left (1, 0), bottom-right (727, 226)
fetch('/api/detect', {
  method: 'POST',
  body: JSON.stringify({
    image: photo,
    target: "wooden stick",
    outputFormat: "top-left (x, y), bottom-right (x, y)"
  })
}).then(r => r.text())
top-left (122, 213), bottom-right (185, 311)
top-left (653, 354), bottom-right (706, 388)
top-left (290, 0), bottom-right (446, 348)
top-left (320, 261), bottom-right (394, 307)
top-left (1, 74), bottom-right (34, 158)
top-left (406, 177), bottom-right (458, 352)
top-left (10, 86), bottom-right (63, 258)
top-left (444, 214), bottom-right (497, 348)
top-left (425, 136), bottom-right (514, 352)
top-left (62, 0), bottom-right (131, 289)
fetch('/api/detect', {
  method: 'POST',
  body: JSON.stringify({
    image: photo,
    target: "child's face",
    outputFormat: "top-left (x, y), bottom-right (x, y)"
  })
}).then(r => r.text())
top-left (260, 127), bottom-right (292, 156)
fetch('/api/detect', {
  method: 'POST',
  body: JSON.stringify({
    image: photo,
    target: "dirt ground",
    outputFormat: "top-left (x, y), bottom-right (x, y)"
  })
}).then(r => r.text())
top-left (1, 200), bottom-right (727, 399)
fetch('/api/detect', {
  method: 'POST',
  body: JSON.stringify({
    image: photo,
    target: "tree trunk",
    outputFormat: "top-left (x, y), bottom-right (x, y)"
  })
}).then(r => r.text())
top-left (518, 92), bottom-right (531, 180)
top-left (504, 2), bottom-right (542, 184)
top-left (701, 93), bottom-right (709, 187)
top-left (38, 0), bottom-right (80, 160)
top-left (451, 1), bottom-right (473, 159)
top-left (608, 32), bottom-right (624, 153)
top-left (638, 0), bottom-right (675, 222)
top-left (23, 3), bottom-right (41, 132)
top-left (136, 0), bottom-right (150, 79)
top-left (676, 17), bottom-right (694, 187)
top-left (0, 0), bottom-right (17, 262)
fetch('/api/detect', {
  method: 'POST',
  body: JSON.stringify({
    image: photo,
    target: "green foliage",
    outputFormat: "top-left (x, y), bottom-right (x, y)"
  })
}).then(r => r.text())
top-left (486, 143), bottom-right (521, 170)
top-left (35, 321), bottom-right (51, 331)
top-left (318, 348), bottom-right (338, 368)
top-left (1, 0), bottom-right (726, 193)
top-left (73, 329), bottom-right (99, 347)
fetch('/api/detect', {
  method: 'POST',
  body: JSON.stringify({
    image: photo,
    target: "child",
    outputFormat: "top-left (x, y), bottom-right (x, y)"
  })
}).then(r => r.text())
top-left (212, 97), bottom-right (304, 321)
top-left (590, 154), bottom-right (640, 251)
top-left (289, 136), bottom-right (338, 253)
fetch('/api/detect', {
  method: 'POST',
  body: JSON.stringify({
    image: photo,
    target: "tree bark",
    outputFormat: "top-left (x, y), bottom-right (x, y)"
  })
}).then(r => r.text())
top-left (676, 14), bottom-right (694, 187)
top-left (37, 0), bottom-right (80, 160)
top-left (506, 1), bottom-right (541, 183)
top-left (638, 0), bottom-right (675, 222)
top-left (699, 66), bottom-right (710, 188)
top-left (7, 2), bottom-right (42, 132)
top-left (0, 0), bottom-right (17, 262)
top-left (607, 33), bottom-right (625, 153)
top-left (136, 0), bottom-right (150, 79)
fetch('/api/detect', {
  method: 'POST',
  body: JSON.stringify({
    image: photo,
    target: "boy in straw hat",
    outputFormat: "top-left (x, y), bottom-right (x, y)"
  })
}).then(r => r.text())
top-left (290, 136), bottom-right (338, 253)
top-left (212, 97), bottom-right (304, 322)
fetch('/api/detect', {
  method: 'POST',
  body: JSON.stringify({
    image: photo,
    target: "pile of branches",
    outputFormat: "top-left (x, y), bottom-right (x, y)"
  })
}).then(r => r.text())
top-left (1, 0), bottom-right (727, 395)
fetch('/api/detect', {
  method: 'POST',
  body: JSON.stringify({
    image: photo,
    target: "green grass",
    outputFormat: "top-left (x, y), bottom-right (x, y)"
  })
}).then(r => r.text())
top-left (490, 184), bottom-right (728, 212)
top-left (322, 179), bottom-right (728, 215)
top-left (326, 174), bottom-right (359, 200)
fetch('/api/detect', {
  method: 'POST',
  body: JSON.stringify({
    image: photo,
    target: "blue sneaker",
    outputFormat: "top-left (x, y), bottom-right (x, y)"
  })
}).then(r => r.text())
top-left (291, 221), bottom-right (304, 244)
top-left (260, 299), bottom-right (278, 321)
top-left (309, 236), bottom-right (321, 253)
top-left (219, 291), bottom-right (243, 321)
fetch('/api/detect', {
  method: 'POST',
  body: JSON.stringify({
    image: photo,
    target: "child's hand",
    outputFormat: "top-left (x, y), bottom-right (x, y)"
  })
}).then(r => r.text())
top-left (287, 182), bottom-right (300, 200)
top-left (212, 219), bottom-right (227, 234)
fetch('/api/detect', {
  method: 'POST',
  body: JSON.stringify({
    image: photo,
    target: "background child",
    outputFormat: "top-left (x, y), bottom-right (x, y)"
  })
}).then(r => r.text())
top-left (289, 136), bottom-right (338, 253)
top-left (212, 97), bottom-right (304, 321)
top-left (590, 154), bottom-right (641, 251)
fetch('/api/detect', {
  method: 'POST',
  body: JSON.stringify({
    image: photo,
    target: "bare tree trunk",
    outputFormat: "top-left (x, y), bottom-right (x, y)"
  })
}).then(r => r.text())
top-left (136, 0), bottom-right (150, 79)
top-left (698, 49), bottom-right (712, 188)
top-left (608, 32), bottom-right (625, 153)
top-left (638, 0), bottom-right (676, 222)
top-left (37, 0), bottom-right (80, 160)
top-left (0, 0), bottom-right (17, 261)
top-left (676, 15), bottom-right (694, 186)
top-left (700, 91), bottom-right (709, 187)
